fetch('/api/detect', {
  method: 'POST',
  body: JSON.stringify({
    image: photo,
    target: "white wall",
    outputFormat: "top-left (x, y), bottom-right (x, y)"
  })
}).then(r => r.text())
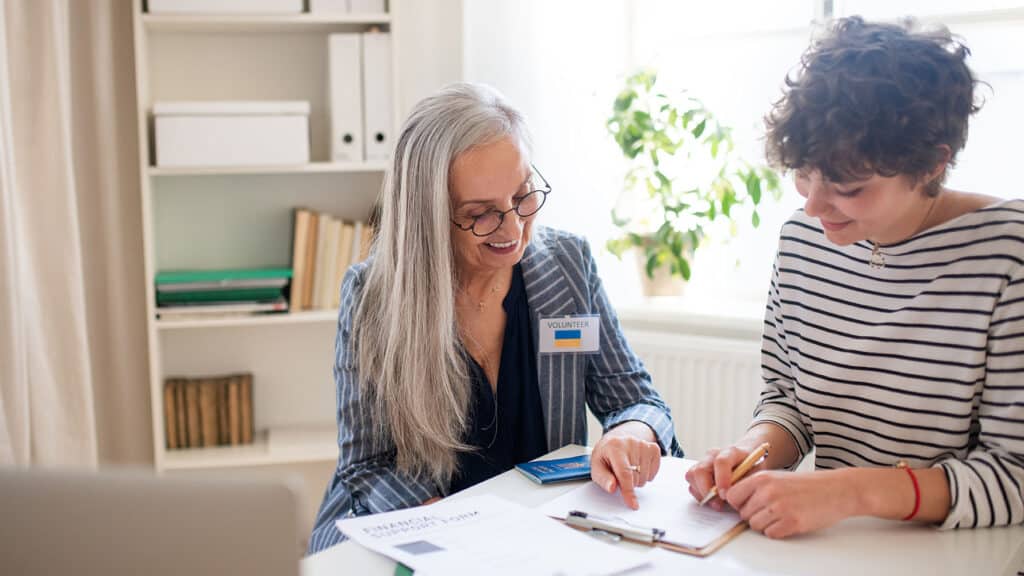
top-left (394, 0), bottom-right (466, 118)
top-left (462, 1), bottom-right (646, 299)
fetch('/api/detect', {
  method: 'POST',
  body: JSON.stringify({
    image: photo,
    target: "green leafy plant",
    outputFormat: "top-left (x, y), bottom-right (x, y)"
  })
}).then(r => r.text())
top-left (607, 69), bottom-right (782, 281)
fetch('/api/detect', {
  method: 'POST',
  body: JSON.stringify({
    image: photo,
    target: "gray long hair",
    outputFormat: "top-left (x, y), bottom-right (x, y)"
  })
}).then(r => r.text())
top-left (352, 83), bottom-right (531, 486)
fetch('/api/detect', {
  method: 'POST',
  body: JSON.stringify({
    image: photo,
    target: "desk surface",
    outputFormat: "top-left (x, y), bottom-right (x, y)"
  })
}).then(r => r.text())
top-left (302, 445), bottom-right (1024, 576)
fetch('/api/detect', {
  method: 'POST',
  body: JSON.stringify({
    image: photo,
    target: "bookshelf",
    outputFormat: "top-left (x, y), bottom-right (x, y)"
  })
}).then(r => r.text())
top-left (131, 0), bottom-right (399, 488)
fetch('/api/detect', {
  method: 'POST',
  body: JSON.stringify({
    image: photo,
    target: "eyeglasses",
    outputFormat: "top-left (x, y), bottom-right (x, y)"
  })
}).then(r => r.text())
top-left (451, 165), bottom-right (551, 237)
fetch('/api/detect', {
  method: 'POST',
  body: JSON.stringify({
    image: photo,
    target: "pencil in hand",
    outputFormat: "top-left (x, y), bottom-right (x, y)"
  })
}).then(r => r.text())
top-left (699, 442), bottom-right (771, 506)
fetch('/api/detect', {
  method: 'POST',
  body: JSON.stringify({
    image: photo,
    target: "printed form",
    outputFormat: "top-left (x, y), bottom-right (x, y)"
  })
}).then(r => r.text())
top-left (336, 493), bottom-right (650, 576)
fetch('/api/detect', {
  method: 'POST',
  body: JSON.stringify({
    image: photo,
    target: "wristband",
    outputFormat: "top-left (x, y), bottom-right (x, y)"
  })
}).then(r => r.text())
top-left (896, 460), bottom-right (921, 521)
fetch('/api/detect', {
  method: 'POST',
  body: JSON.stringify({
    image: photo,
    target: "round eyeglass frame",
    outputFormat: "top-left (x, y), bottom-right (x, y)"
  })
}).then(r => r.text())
top-left (451, 165), bottom-right (551, 237)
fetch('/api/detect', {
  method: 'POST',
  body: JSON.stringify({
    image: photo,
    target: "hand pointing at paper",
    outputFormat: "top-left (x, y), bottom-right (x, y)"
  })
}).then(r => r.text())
top-left (590, 421), bottom-right (663, 510)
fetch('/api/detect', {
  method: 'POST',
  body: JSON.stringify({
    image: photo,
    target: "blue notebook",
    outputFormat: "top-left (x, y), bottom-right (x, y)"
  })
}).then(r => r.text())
top-left (515, 454), bottom-right (592, 484)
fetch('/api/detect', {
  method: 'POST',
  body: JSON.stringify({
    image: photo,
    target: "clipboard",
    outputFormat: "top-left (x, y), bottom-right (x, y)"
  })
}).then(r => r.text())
top-left (562, 510), bottom-right (746, 557)
top-left (539, 457), bottom-right (747, 557)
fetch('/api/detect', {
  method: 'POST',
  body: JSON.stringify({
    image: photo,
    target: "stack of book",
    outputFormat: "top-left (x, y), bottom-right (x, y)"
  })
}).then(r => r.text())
top-left (155, 268), bottom-right (292, 320)
top-left (290, 208), bottom-right (374, 311)
top-left (163, 373), bottom-right (254, 450)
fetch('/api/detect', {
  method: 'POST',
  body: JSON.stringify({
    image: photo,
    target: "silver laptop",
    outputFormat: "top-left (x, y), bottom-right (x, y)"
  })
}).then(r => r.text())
top-left (0, 466), bottom-right (302, 576)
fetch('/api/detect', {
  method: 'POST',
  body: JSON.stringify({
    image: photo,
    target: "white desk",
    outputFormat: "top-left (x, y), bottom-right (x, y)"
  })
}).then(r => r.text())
top-left (302, 445), bottom-right (1024, 575)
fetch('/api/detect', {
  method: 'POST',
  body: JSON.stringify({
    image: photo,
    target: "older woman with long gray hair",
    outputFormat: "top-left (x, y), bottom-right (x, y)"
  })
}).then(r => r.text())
top-left (308, 83), bottom-right (682, 553)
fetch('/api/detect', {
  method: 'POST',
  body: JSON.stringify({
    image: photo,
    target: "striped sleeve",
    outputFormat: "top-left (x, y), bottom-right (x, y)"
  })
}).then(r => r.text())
top-left (751, 254), bottom-right (813, 468)
top-left (578, 238), bottom-right (682, 457)
top-left (307, 266), bottom-right (439, 555)
top-left (938, 267), bottom-right (1024, 530)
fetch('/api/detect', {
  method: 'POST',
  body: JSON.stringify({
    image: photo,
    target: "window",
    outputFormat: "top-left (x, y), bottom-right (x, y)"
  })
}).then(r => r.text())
top-left (463, 1), bottom-right (1024, 310)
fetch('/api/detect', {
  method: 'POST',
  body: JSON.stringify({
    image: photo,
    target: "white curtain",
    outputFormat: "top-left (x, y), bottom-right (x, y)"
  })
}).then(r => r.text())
top-left (0, 0), bottom-right (150, 467)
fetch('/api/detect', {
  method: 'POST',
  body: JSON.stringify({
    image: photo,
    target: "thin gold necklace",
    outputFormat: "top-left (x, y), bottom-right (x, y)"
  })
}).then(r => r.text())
top-left (475, 284), bottom-right (501, 311)
top-left (869, 195), bottom-right (940, 270)
top-left (457, 283), bottom-right (502, 312)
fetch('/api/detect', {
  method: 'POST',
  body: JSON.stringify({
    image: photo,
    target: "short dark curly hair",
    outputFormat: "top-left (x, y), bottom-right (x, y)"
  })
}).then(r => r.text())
top-left (765, 16), bottom-right (981, 196)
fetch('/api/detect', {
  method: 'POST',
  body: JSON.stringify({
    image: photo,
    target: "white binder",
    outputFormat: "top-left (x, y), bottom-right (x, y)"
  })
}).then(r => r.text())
top-left (361, 31), bottom-right (394, 162)
top-left (328, 34), bottom-right (364, 163)
top-left (348, 0), bottom-right (387, 13)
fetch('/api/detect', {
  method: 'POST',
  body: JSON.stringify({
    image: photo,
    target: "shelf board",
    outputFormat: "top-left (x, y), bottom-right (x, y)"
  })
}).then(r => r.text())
top-left (143, 12), bottom-right (392, 33)
top-left (156, 309), bottom-right (337, 330)
top-left (162, 426), bottom-right (338, 470)
top-left (148, 161), bottom-right (388, 177)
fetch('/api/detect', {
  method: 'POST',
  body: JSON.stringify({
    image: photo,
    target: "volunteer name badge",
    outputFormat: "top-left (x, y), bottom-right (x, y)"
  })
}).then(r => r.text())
top-left (539, 315), bottom-right (600, 354)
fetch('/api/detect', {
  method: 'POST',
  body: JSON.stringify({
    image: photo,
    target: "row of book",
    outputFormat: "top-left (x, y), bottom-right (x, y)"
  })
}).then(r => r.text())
top-left (164, 373), bottom-right (254, 450)
top-left (155, 269), bottom-right (291, 320)
top-left (290, 208), bottom-right (374, 311)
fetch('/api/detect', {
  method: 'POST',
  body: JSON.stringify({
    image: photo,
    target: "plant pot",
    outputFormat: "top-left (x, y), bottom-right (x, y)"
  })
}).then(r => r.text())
top-left (634, 250), bottom-right (686, 297)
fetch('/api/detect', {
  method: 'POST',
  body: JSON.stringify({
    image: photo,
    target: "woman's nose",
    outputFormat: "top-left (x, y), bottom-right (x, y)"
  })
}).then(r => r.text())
top-left (801, 176), bottom-right (831, 218)
top-left (496, 206), bottom-right (524, 234)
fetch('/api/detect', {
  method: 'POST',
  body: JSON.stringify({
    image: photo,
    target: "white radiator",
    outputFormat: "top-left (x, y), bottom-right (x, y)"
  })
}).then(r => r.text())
top-left (587, 330), bottom-right (764, 459)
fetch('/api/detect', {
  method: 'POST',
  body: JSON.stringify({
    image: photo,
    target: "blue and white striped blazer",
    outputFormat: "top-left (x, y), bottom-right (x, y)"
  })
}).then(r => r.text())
top-left (307, 226), bottom-right (682, 554)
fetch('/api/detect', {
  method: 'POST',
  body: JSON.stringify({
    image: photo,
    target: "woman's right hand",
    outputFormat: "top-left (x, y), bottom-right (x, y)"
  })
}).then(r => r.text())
top-left (685, 444), bottom-right (769, 512)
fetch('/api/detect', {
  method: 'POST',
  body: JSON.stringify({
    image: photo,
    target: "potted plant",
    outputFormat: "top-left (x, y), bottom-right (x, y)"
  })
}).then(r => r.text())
top-left (606, 69), bottom-right (781, 296)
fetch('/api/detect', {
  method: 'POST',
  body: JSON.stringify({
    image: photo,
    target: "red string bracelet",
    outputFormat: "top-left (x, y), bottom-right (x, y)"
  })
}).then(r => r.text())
top-left (896, 460), bottom-right (921, 521)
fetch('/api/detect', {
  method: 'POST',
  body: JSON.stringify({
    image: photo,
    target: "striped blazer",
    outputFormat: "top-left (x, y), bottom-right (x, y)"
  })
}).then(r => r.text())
top-left (307, 226), bottom-right (682, 554)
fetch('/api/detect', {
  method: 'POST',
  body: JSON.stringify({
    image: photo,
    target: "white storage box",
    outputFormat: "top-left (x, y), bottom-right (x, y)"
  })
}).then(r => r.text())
top-left (309, 0), bottom-right (387, 12)
top-left (154, 101), bottom-right (310, 168)
top-left (309, 0), bottom-right (349, 13)
top-left (148, 0), bottom-right (303, 14)
top-left (348, 0), bottom-right (387, 13)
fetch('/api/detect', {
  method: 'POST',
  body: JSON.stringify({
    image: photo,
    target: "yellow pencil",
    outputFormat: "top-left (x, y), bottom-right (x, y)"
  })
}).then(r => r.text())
top-left (699, 442), bottom-right (771, 506)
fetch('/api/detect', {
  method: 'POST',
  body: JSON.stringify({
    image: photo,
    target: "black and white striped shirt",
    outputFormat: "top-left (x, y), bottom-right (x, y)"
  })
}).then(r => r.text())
top-left (754, 199), bottom-right (1024, 530)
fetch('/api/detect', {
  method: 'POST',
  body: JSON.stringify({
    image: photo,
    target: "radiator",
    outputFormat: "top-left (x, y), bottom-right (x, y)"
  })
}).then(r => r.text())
top-left (587, 330), bottom-right (764, 459)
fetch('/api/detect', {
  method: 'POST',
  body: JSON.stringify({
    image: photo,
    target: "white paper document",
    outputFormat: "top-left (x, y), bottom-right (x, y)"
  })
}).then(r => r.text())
top-left (336, 494), bottom-right (649, 576)
top-left (540, 457), bottom-right (743, 550)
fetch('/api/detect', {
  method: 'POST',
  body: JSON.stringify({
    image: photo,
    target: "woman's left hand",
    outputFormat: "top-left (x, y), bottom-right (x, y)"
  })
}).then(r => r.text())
top-left (590, 421), bottom-right (662, 509)
top-left (724, 470), bottom-right (857, 539)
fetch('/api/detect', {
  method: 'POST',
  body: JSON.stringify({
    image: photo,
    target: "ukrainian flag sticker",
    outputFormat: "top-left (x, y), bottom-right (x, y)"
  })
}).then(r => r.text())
top-left (539, 315), bottom-right (600, 354)
top-left (554, 329), bottom-right (582, 348)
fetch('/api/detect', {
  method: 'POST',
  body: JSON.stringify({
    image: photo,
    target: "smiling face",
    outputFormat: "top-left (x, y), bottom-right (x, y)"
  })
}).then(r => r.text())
top-left (449, 136), bottom-right (536, 276)
top-left (795, 169), bottom-right (938, 246)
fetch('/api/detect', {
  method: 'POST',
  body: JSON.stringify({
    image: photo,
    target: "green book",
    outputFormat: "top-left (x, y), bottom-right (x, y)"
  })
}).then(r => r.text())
top-left (156, 287), bottom-right (285, 305)
top-left (155, 268), bottom-right (292, 286)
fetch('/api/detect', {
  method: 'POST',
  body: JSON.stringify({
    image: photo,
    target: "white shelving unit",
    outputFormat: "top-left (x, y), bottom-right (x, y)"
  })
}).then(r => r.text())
top-left (141, 12), bottom-right (393, 33)
top-left (155, 309), bottom-right (339, 331)
top-left (148, 160), bottom-right (389, 177)
top-left (131, 0), bottom-right (399, 478)
top-left (161, 425), bottom-right (339, 471)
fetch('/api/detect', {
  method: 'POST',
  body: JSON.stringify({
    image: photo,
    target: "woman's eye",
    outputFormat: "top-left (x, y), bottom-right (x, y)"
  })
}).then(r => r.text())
top-left (836, 187), bottom-right (863, 198)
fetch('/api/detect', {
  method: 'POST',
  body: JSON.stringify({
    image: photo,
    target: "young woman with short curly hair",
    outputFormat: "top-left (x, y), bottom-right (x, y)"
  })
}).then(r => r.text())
top-left (686, 16), bottom-right (1024, 539)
